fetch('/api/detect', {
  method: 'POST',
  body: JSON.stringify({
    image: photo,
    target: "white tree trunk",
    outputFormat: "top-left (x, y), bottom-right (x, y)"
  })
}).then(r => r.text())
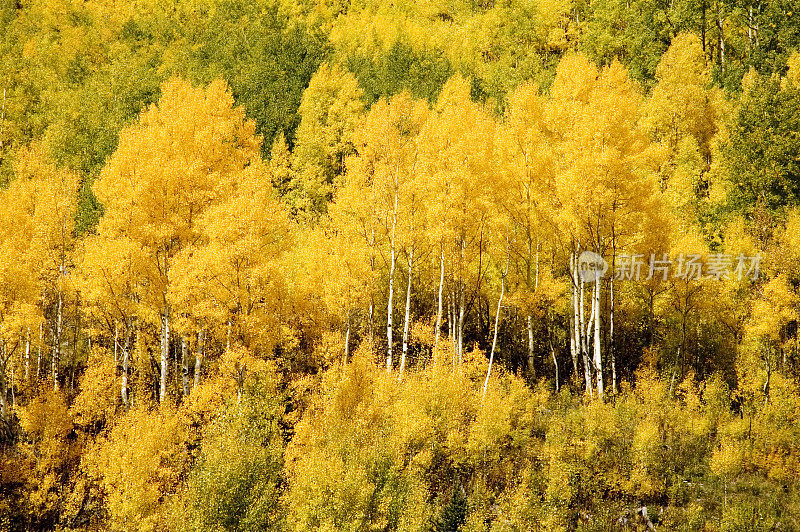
top-left (194, 329), bottom-right (204, 390)
top-left (0, 343), bottom-right (6, 420)
top-left (449, 289), bottom-right (455, 359)
top-left (37, 323), bottom-right (42, 379)
top-left (483, 266), bottom-right (505, 400)
top-left (610, 276), bottom-right (616, 394)
top-left (181, 335), bottom-right (189, 397)
top-left (24, 327), bottom-right (30, 382)
top-left (369, 227), bottom-right (375, 343)
top-left (344, 319), bottom-right (350, 365)
top-left (160, 310), bottom-right (169, 403)
top-left (458, 238), bottom-right (465, 365)
top-left (570, 253), bottom-right (579, 382)
top-left (527, 314), bottom-right (535, 378)
top-left (594, 275), bottom-right (604, 397)
top-left (579, 264), bottom-right (592, 396)
top-left (53, 289), bottom-right (63, 392)
top-left (458, 288), bottom-right (464, 366)
top-left (434, 245), bottom-right (444, 361)
top-left (550, 335), bottom-right (559, 392)
top-left (484, 244), bottom-right (510, 399)
top-left (121, 328), bottom-right (131, 407)
top-left (399, 241), bottom-right (413, 379)
top-left (10, 347), bottom-right (15, 409)
top-left (387, 192), bottom-right (398, 373)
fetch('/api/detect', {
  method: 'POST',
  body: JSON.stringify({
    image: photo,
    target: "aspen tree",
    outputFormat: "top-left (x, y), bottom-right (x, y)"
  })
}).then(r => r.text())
top-left (92, 77), bottom-right (261, 403)
top-left (334, 92), bottom-right (428, 370)
top-left (548, 54), bottom-right (664, 397)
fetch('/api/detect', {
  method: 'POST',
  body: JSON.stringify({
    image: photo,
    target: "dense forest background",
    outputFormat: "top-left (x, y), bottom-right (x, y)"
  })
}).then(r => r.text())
top-left (2, 0), bottom-right (800, 530)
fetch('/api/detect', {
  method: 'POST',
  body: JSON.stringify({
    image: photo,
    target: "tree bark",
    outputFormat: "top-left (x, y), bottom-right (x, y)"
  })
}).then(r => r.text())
top-left (399, 235), bottom-right (413, 378)
top-left (594, 274), bottom-right (603, 397)
top-left (483, 249), bottom-right (508, 400)
top-left (181, 335), bottom-right (189, 397)
top-left (369, 228), bottom-right (375, 343)
top-left (716, 0), bottom-right (725, 71)
top-left (610, 276), bottom-right (616, 394)
top-left (387, 192), bottom-right (398, 373)
top-left (53, 288), bottom-right (63, 392)
top-left (457, 236), bottom-right (465, 366)
top-left (194, 329), bottom-right (204, 390)
top-left (37, 323), bottom-right (42, 379)
top-left (447, 290), bottom-right (453, 363)
top-left (344, 318), bottom-right (350, 365)
top-left (160, 309), bottom-right (169, 403)
top-left (528, 314), bottom-right (535, 378)
top-left (550, 332), bottom-right (559, 392)
top-left (458, 286), bottom-right (464, 366)
top-left (434, 244), bottom-right (444, 362)
top-left (570, 253), bottom-right (579, 382)
top-left (121, 328), bottom-right (131, 407)
top-left (24, 327), bottom-right (30, 382)
top-left (0, 343), bottom-right (6, 420)
top-left (579, 257), bottom-right (592, 396)
top-left (10, 347), bottom-right (15, 409)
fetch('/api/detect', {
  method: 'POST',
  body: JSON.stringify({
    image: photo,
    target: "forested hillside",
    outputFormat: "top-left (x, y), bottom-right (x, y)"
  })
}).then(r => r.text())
top-left (2, 0), bottom-right (800, 529)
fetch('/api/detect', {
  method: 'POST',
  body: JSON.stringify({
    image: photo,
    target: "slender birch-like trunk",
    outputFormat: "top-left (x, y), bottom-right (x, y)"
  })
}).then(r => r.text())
top-left (10, 348), bottom-right (15, 409)
top-left (457, 234), bottom-right (465, 367)
top-left (550, 323), bottom-right (559, 392)
top-left (594, 275), bottom-right (603, 397)
top-left (37, 323), bottom-right (42, 379)
top-left (458, 286), bottom-right (464, 366)
top-left (24, 327), bottom-right (30, 382)
top-left (570, 253), bottom-right (579, 381)
top-left (434, 245), bottom-right (444, 361)
top-left (527, 315), bottom-right (535, 378)
top-left (717, 0), bottom-right (725, 70)
top-left (483, 251), bottom-right (508, 400)
top-left (387, 192), bottom-right (398, 373)
top-left (160, 309), bottom-right (169, 403)
top-left (194, 329), bottom-right (204, 390)
top-left (551, 345), bottom-right (559, 391)
top-left (369, 228), bottom-right (375, 343)
top-left (610, 276), bottom-right (616, 394)
top-left (586, 279), bottom-right (595, 353)
top-left (53, 289), bottom-right (63, 392)
top-left (181, 335), bottom-right (189, 397)
top-left (0, 88), bottom-right (5, 152)
top-left (579, 261), bottom-right (592, 396)
top-left (114, 322), bottom-right (119, 368)
top-left (483, 282), bottom-right (503, 399)
top-left (121, 327), bottom-right (132, 407)
top-left (344, 318), bottom-right (350, 365)
top-left (399, 230), bottom-right (413, 378)
top-left (449, 289), bottom-right (455, 353)
top-left (0, 343), bottom-right (6, 420)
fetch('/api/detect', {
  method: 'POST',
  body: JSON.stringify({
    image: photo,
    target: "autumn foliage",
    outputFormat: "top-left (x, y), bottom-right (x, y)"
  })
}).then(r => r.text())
top-left (3, 1), bottom-right (800, 529)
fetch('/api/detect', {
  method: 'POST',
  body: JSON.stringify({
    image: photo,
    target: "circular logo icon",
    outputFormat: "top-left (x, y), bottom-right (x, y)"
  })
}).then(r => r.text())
top-left (577, 251), bottom-right (608, 282)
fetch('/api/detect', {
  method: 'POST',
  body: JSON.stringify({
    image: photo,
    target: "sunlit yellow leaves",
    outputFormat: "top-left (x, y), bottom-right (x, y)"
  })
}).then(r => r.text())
top-left (290, 62), bottom-right (365, 215)
top-left (84, 405), bottom-right (188, 532)
top-left (643, 33), bottom-right (719, 154)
